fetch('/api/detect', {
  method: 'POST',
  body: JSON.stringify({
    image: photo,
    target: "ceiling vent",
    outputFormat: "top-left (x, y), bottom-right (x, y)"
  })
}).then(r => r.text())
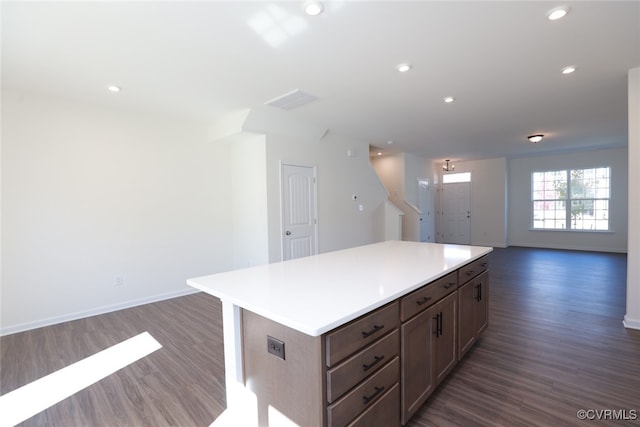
top-left (265, 89), bottom-right (318, 110)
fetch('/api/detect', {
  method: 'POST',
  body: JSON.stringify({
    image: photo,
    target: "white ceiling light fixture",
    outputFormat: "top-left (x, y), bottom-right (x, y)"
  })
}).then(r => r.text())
top-left (396, 63), bottom-right (413, 73)
top-left (387, 140), bottom-right (394, 145)
top-left (107, 85), bottom-right (121, 93)
top-left (561, 65), bottom-right (577, 75)
top-left (303, 1), bottom-right (324, 16)
top-left (546, 6), bottom-right (570, 21)
top-left (528, 134), bottom-right (544, 143)
top-left (443, 96), bottom-right (455, 103)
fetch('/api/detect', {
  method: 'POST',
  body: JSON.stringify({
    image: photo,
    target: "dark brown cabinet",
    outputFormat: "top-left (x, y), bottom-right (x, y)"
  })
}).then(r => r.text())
top-left (400, 304), bottom-right (436, 424)
top-left (432, 292), bottom-right (457, 385)
top-left (458, 257), bottom-right (489, 360)
top-left (400, 273), bottom-right (458, 424)
top-left (240, 256), bottom-right (489, 427)
top-left (326, 302), bottom-right (401, 427)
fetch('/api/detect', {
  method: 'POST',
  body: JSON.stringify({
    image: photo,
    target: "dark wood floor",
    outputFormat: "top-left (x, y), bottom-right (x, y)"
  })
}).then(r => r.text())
top-left (2, 247), bottom-right (639, 426)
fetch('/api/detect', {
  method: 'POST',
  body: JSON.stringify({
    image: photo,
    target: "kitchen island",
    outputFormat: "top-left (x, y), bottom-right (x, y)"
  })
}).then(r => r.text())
top-left (188, 240), bottom-right (492, 427)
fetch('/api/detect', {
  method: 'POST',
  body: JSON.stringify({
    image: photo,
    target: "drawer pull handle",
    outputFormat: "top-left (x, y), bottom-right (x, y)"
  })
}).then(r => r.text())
top-left (475, 283), bottom-right (482, 302)
top-left (362, 386), bottom-right (385, 404)
top-left (466, 270), bottom-right (475, 276)
top-left (416, 296), bottom-right (432, 306)
top-left (433, 312), bottom-right (443, 337)
top-left (362, 325), bottom-right (384, 338)
top-left (443, 282), bottom-right (455, 289)
top-left (362, 355), bottom-right (385, 371)
top-left (481, 262), bottom-right (488, 268)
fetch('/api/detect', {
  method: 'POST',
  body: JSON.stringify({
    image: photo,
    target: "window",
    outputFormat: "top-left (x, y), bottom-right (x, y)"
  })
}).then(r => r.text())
top-left (442, 172), bottom-right (471, 184)
top-left (532, 167), bottom-right (610, 231)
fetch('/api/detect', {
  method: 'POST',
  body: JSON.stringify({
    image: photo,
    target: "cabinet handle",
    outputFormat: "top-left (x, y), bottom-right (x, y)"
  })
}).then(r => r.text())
top-left (362, 386), bottom-right (385, 404)
top-left (433, 313), bottom-right (442, 337)
top-left (362, 355), bottom-right (385, 371)
top-left (466, 270), bottom-right (475, 276)
top-left (416, 296), bottom-right (432, 306)
top-left (475, 283), bottom-right (482, 302)
top-left (481, 262), bottom-right (488, 268)
top-left (361, 325), bottom-right (384, 338)
top-left (443, 282), bottom-right (455, 289)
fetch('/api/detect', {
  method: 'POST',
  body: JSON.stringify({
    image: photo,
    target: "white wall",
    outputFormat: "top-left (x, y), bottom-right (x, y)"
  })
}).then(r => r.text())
top-left (371, 152), bottom-right (434, 242)
top-left (229, 133), bottom-right (269, 269)
top-left (508, 148), bottom-right (628, 252)
top-left (441, 158), bottom-right (508, 247)
top-left (402, 153), bottom-right (433, 242)
top-left (625, 67), bottom-right (640, 329)
top-left (403, 153), bottom-right (432, 207)
top-left (1, 91), bottom-right (235, 334)
top-left (265, 132), bottom-right (388, 261)
top-left (371, 153), bottom-right (404, 207)
top-left (1, 92), bottom-right (392, 333)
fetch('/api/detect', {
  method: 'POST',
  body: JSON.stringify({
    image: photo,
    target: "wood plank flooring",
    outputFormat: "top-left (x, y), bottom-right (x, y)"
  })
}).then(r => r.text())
top-left (1, 293), bottom-right (227, 426)
top-left (2, 247), bottom-right (639, 426)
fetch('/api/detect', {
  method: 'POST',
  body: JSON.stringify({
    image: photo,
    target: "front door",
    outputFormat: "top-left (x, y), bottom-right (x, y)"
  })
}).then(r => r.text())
top-left (442, 181), bottom-right (471, 244)
top-left (281, 163), bottom-right (318, 260)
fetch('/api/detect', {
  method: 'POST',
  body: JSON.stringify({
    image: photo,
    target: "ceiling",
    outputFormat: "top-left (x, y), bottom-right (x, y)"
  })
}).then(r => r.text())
top-left (3, 1), bottom-right (639, 161)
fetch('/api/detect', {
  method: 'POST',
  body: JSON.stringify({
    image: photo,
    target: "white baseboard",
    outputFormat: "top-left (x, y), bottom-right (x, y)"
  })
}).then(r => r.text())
top-left (506, 241), bottom-right (627, 253)
top-left (472, 241), bottom-right (508, 248)
top-left (0, 288), bottom-right (200, 337)
top-left (623, 315), bottom-right (640, 330)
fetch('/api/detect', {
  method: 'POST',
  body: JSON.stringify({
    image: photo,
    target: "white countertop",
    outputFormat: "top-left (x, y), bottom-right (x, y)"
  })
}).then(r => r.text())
top-left (187, 240), bottom-right (492, 337)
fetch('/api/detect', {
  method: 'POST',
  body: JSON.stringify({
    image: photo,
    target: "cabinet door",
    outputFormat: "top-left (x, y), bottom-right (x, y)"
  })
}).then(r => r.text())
top-left (475, 271), bottom-right (489, 336)
top-left (400, 306), bottom-right (436, 424)
top-left (458, 272), bottom-right (489, 360)
top-left (457, 280), bottom-right (476, 360)
top-left (347, 383), bottom-right (400, 427)
top-left (433, 292), bottom-right (457, 385)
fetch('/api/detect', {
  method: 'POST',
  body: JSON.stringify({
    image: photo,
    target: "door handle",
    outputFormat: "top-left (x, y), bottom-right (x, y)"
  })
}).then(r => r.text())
top-left (285, 230), bottom-right (291, 236)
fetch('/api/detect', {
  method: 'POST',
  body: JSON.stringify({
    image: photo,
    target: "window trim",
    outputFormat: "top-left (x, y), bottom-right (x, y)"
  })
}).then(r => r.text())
top-left (531, 166), bottom-right (611, 232)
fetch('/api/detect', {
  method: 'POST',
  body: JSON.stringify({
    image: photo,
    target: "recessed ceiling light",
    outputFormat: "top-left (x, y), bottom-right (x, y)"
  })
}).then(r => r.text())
top-left (387, 140), bottom-right (394, 145)
top-left (527, 134), bottom-right (544, 143)
top-left (303, 1), bottom-right (324, 16)
top-left (443, 96), bottom-right (456, 103)
top-left (396, 63), bottom-right (413, 73)
top-left (546, 6), bottom-right (569, 21)
top-left (377, 152), bottom-right (382, 156)
top-left (561, 65), bottom-right (577, 74)
top-left (107, 85), bottom-right (121, 93)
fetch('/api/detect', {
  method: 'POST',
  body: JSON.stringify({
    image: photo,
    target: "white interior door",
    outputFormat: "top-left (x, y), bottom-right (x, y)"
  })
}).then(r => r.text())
top-left (442, 182), bottom-right (471, 244)
top-left (418, 179), bottom-right (434, 242)
top-left (281, 163), bottom-right (318, 260)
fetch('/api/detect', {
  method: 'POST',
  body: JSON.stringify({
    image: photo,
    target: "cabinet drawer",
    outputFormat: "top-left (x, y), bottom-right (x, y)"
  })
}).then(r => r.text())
top-left (327, 329), bottom-right (399, 403)
top-left (346, 382), bottom-right (400, 427)
top-left (400, 272), bottom-right (457, 321)
top-left (458, 255), bottom-right (489, 284)
top-left (327, 357), bottom-right (399, 427)
top-left (326, 302), bottom-right (399, 367)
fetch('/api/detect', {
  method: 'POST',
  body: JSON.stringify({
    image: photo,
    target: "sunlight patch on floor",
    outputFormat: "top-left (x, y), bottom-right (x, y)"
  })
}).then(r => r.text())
top-left (0, 331), bottom-right (162, 427)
